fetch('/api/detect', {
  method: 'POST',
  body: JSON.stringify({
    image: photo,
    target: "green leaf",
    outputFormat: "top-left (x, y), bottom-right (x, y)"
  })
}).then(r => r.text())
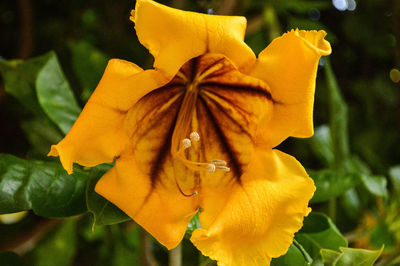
top-left (360, 175), bottom-right (388, 197)
top-left (347, 156), bottom-right (372, 175)
top-left (389, 166), bottom-right (400, 195)
top-left (32, 219), bottom-right (77, 266)
top-left (86, 165), bottom-right (130, 226)
top-left (0, 55), bottom-right (49, 114)
top-left (0, 55), bottom-right (65, 155)
top-left (186, 211), bottom-right (201, 236)
top-left (320, 249), bottom-right (341, 265)
top-left (20, 117), bottom-right (63, 156)
top-left (271, 243), bottom-right (308, 266)
top-left (309, 169), bottom-right (360, 203)
top-left (324, 57), bottom-right (350, 170)
top-left (0, 52), bottom-right (81, 136)
top-left (69, 40), bottom-right (109, 102)
top-left (0, 154), bottom-right (88, 217)
top-left (35, 51), bottom-right (81, 134)
top-left (309, 125), bottom-right (334, 167)
top-left (296, 213), bottom-right (347, 260)
top-left (0, 252), bottom-right (27, 266)
top-left (335, 247), bottom-right (383, 266)
top-left (321, 246), bottom-right (383, 266)
top-left (340, 188), bottom-right (362, 221)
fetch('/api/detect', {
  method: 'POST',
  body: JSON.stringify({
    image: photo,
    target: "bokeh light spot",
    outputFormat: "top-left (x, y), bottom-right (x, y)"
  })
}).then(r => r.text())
top-left (332, 0), bottom-right (357, 11)
top-left (390, 69), bottom-right (400, 83)
top-left (309, 8), bottom-right (321, 21)
top-left (332, 0), bottom-right (347, 11)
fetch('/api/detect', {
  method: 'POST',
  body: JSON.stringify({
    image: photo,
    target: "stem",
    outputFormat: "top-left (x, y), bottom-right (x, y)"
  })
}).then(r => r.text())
top-left (246, 15), bottom-right (263, 36)
top-left (329, 197), bottom-right (337, 223)
top-left (263, 4), bottom-right (282, 41)
top-left (217, 0), bottom-right (236, 15)
top-left (169, 243), bottom-right (182, 266)
top-left (293, 239), bottom-right (313, 265)
top-left (324, 57), bottom-right (350, 171)
top-left (139, 228), bottom-right (159, 266)
top-left (17, 0), bottom-right (33, 59)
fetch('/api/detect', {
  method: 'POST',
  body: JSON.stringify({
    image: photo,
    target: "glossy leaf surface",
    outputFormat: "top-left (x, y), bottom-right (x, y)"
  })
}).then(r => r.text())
top-left (296, 213), bottom-right (347, 261)
top-left (0, 154), bottom-right (88, 217)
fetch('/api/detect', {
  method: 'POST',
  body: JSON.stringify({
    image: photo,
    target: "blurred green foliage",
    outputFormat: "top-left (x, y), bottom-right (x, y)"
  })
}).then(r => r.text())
top-left (0, 0), bottom-right (399, 265)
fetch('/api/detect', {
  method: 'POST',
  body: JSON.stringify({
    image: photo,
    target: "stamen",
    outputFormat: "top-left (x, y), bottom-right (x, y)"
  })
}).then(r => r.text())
top-left (216, 166), bottom-right (230, 172)
top-left (207, 163), bottom-right (216, 173)
top-left (172, 132), bottom-right (230, 196)
top-left (182, 138), bottom-right (191, 148)
top-left (173, 132), bottom-right (231, 173)
top-left (210, 159), bottom-right (227, 166)
top-left (190, 131), bottom-right (200, 142)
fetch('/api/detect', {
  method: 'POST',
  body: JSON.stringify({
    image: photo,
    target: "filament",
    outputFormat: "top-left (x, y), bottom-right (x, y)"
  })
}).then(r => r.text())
top-left (170, 74), bottom-right (230, 197)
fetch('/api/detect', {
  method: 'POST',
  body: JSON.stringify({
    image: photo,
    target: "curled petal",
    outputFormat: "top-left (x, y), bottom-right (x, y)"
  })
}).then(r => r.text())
top-left (48, 59), bottom-right (168, 173)
top-left (133, 0), bottom-right (255, 76)
top-left (95, 149), bottom-right (197, 249)
top-left (250, 29), bottom-right (332, 148)
top-left (191, 149), bottom-right (315, 266)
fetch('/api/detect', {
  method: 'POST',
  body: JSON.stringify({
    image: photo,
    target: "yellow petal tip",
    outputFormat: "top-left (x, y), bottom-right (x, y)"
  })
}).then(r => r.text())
top-left (48, 145), bottom-right (59, 157)
top-left (290, 29), bottom-right (332, 56)
top-left (129, 9), bottom-right (135, 23)
top-left (48, 144), bottom-right (73, 175)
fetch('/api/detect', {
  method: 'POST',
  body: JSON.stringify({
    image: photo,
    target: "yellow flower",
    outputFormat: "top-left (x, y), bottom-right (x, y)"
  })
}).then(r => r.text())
top-left (49, 0), bottom-right (331, 265)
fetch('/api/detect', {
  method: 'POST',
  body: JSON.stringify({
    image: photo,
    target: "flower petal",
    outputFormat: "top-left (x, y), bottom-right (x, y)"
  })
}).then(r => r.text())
top-left (191, 149), bottom-right (315, 266)
top-left (48, 59), bottom-right (168, 174)
top-left (95, 148), bottom-right (197, 249)
top-left (250, 29), bottom-right (331, 148)
top-left (133, 0), bottom-right (255, 76)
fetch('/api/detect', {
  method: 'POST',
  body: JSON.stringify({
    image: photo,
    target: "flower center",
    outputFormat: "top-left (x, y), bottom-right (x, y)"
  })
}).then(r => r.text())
top-left (170, 57), bottom-right (232, 180)
top-left (125, 53), bottom-right (274, 195)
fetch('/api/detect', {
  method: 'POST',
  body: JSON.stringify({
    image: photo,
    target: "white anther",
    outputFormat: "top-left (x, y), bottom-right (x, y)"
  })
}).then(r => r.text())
top-left (211, 160), bottom-right (227, 166)
top-left (216, 166), bottom-right (230, 172)
top-left (190, 132), bottom-right (200, 142)
top-left (206, 163), bottom-right (216, 173)
top-left (182, 138), bottom-right (191, 148)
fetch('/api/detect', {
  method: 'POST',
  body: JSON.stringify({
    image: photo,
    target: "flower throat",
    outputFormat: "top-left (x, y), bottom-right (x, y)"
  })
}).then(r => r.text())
top-left (128, 53), bottom-right (273, 198)
top-left (170, 57), bottom-right (231, 196)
